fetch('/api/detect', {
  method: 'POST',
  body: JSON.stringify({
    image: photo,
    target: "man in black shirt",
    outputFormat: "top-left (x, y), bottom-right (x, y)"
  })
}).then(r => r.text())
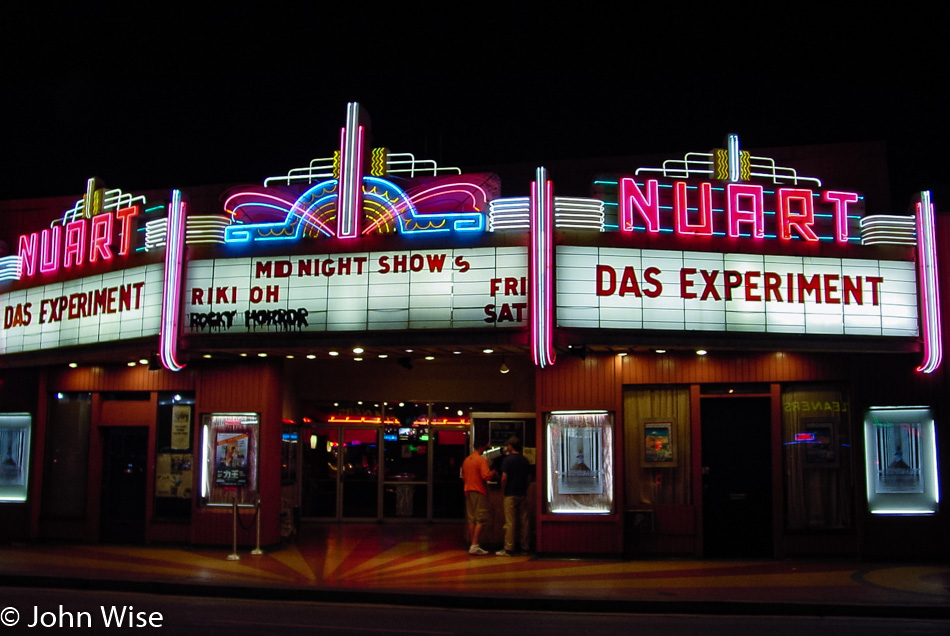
top-left (496, 436), bottom-right (532, 556)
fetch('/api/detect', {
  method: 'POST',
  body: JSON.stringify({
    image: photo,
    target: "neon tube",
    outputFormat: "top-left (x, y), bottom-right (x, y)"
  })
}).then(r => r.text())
top-left (160, 189), bottom-right (187, 371)
top-left (916, 191), bottom-right (942, 373)
top-left (530, 167), bottom-right (556, 368)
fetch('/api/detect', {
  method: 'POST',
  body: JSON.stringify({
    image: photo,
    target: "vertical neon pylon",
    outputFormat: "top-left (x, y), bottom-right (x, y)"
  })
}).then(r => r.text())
top-left (160, 189), bottom-right (186, 371)
top-left (337, 102), bottom-right (364, 239)
top-left (727, 133), bottom-right (741, 183)
top-left (530, 167), bottom-right (556, 368)
top-left (916, 190), bottom-right (942, 373)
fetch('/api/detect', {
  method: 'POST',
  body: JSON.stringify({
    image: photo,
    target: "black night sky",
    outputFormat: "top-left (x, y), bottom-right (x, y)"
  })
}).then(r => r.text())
top-left (2, 3), bottom-right (946, 212)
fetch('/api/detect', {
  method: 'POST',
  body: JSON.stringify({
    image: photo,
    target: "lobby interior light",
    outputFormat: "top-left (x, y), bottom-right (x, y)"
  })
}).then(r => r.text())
top-left (353, 347), bottom-right (364, 354)
top-left (68, 362), bottom-right (78, 368)
top-left (483, 348), bottom-right (494, 354)
top-left (696, 349), bottom-right (708, 356)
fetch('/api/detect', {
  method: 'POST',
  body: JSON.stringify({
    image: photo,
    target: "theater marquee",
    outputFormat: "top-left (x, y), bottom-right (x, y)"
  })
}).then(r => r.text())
top-left (556, 246), bottom-right (917, 336)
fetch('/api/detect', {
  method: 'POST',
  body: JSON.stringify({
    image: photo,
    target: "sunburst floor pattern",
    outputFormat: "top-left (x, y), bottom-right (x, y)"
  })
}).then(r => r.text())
top-left (1, 524), bottom-right (948, 607)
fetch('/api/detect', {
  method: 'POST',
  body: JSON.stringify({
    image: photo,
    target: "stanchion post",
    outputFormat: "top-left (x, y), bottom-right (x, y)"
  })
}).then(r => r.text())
top-left (226, 499), bottom-right (241, 561)
top-left (251, 497), bottom-right (264, 555)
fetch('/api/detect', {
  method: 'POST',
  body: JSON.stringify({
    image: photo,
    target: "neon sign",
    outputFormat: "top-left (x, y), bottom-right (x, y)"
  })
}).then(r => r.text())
top-left (616, 178), bottom-right (860, 242)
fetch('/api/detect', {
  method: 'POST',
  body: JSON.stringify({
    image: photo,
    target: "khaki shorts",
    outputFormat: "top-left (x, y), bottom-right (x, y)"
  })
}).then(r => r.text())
top-left (465, 491), bottom-right (490, 525)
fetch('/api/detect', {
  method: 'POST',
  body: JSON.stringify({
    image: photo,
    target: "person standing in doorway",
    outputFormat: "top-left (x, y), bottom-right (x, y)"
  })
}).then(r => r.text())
top-left (462, 441), bottom-right (496, 555)
top-left (497, 436), bottom-right (531, 556)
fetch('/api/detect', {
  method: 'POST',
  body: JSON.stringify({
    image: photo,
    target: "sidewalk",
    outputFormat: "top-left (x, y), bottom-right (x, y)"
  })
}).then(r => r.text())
top-left (1, 524), bottom-right (948, 618)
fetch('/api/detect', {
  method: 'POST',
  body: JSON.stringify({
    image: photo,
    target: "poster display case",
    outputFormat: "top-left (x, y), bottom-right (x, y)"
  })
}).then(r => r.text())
top-left (545, 411), bottom-right (614, 514)
top-left (200, 412), bottom-right (260, 507)
top-left (864, 407), bottom-right (939, 515)
top-left (0, 413), bottom-right (31, 502)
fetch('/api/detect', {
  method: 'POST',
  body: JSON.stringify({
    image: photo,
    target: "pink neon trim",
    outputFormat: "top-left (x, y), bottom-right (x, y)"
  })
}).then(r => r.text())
top-left (17, 232), bottom-right (37, 278)
top-left (39, 226), bottom-right (61, 274)
top-left (726, 184), bottom-right (765, 239)
top-left (619, 178), bottom-right (660, 232)
top-left (916, 193), bottom-right (942, 373)
top-left (89, 213), bottom-right (113, 263)
top-left (529, 168), bottom-right (556, 368)
top-left (777, 188), bottom-right (819, 242)
top-left (160, 190), bottom-right (186, 372)
top-left (823, 191), bottom-right (859, 243)
top-left (673, 181), bottom-right (713, 235)
top-left (63, 218), bottom-right (87, 268)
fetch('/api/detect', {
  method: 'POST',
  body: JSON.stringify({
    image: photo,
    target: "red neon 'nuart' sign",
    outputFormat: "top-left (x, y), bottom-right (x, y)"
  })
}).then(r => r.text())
top-left (619, 178), bottom-right (859, 243)
top-left (17, 206), bottom-right (139, 279)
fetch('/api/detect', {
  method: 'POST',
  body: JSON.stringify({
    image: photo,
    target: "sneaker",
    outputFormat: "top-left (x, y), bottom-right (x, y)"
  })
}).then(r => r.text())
top-left (468, 545), bottom-right (489, 555)
top-left (495, 549), bottom-right (514, 557)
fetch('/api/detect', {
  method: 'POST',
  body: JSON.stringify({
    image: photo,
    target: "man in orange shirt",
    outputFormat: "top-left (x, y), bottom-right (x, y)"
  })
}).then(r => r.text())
top-left (462, 441), bottom-right (497, 555)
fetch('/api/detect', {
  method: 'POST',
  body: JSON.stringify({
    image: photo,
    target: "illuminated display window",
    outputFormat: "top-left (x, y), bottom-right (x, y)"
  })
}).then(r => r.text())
top-left (200, 412), bottom-right (260, 507)
top-left (864, 407), bottom-right (940, 515)
top-left (545, 411), bottom-right (614, 514)
top-left (0, 413), bottom-right (31, 502)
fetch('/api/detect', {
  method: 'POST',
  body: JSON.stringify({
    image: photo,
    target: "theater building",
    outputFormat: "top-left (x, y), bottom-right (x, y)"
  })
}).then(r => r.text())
top-left (1, 103), bottom-right (946, 559)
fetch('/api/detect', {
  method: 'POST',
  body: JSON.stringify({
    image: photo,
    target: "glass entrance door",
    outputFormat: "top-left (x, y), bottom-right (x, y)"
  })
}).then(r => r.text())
top-left (341, 428), bottom-right (380, 519)
top-left (301, 422), bottom-right (469, 522)
top-left (301, 426), bottom-right (380, 519)
top-left (433, 428), bottom-right (468, 519)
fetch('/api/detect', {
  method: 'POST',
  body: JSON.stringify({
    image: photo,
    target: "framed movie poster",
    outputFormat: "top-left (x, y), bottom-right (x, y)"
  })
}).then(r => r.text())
top-left (642, 420), bottom-right (675, 467)
top-left (200, 412), bottom-right (260, 506)
top-left (864, 407), bottom-right (939, 515)
top-left (545, 411), bottom-right (614, 514)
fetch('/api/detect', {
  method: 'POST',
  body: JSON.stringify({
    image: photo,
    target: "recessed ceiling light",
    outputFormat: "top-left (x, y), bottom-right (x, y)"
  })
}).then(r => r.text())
top-left (139, 359), bottom-right (149, 365)
top-left (354, 357), bottom-right (363, 362)
top-left (68, 362), bottom-right (78, 368)
top-left (425, 355), bottom-right (435, 361)
top-left (655, 349), bottom-right (666, 354)
top-left (482, 348), bottom-right (494, 354)
top-left (286, 354), bottom-right (294, 359)
top-left (328, 351), bottom-right (339, 356)
top-left (127, 361), bottom-right (137, 367)
top-left (240, 353), bottom-right (248, 357)
top-left (378, 354), bottom-right (388, 359)
top-left (353, 347), bottom-right (364, 354)
top-left (203, 354), bottom-right (212, 359)
top-left (306, 354), bottom-right (316, 360)
top-left (696, 349), bottom-right (708, 356)
top-left (258, 353), bottom-right (267, 357)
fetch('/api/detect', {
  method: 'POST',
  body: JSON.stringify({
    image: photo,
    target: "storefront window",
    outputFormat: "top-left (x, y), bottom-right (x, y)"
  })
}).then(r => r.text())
top-left (0, 413), bottom-right (31, 502)
top-left (623, 387), bottom-right (691, 507)
top-left (864, 406), bottom-right (939, 515)
top-left (154, 393), bottom-right (195, 519)
top-left (782, 385), bottom-right (853, 530)
top-left (42, 393), bottom-right (91, 519)
top-left (545, 411), bottom-right (614, 514)
top-left (200, 412), bottom-right (260, 507)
